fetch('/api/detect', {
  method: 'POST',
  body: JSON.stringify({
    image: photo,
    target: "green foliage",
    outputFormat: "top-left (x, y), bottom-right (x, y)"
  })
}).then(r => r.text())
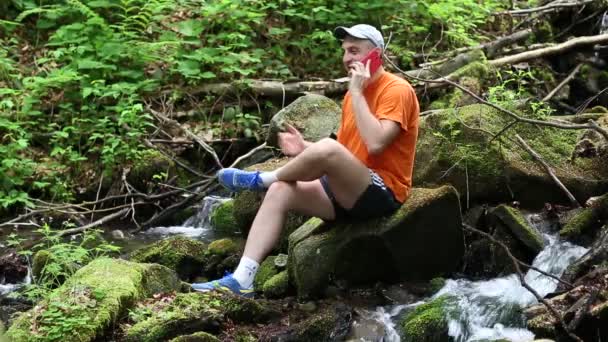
top-left (22, 224), bottom-right (120, 301)
top-left (1, 0), bottom-right (506, 210)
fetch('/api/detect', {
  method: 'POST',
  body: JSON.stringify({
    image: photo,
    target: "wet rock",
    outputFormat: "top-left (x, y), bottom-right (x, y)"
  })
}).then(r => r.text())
top-left (559, 193), bottom-right (608, 246)
top-left (110, 229), bottom-right (126, 240)
top-left (274, 253), bottom-right (288, 268)
top-left (0, 251), bottom-right (27, 284)
top-left (491, 205), bottom-right (544, 254)
top-left (526, 267), bottom-right (608, 341)
top-left (288, 186), bottom-right (464, 299)
top-left (0, 296), bottom-right (32, 328)
top-left (207, 238), bottom-right (238, 257)
top-left (262, 271), bottom-right (289, 298)
top-left (558, 225), bottom-right (608, 291)
top-left (209, 200), bottom-right (237, 232)
top-left (400, 296), bottom-right (453, 342)
top-left (266, 304), bottom-right (352, 342)
top-left (254, 256), bottom-right (279, 291)
top-left (266, 94), bottom-right (340, 148)
top-left (7, 258), bottom-right (180, 342)
top-left (130, 236), bottom-right (207, 281)
top-left (124, 292), bottom-right (279, 342)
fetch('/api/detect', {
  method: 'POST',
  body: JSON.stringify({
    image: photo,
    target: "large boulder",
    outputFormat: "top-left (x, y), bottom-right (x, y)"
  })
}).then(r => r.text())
top-left (414, 105), bottom-right (608, 207)
top-left (288, 185), bottom-right (464, 299)
top-left (266, 94), bottom-right (341, 148)
top-left (6, 258), bottom-right (180, 342)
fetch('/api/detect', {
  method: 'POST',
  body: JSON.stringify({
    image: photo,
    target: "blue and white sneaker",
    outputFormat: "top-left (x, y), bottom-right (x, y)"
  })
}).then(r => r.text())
top-left (217, 168), bottom-right (265, 192)
top-left (191, 273), bottom-right (255, 298)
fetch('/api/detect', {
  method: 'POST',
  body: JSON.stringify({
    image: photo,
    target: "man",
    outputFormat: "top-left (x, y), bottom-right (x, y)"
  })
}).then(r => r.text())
top-left (192, 24), bottom-right (419, 297)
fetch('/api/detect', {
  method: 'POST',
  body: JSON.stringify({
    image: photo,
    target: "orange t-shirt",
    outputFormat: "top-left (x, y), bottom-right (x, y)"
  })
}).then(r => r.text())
top-left (337, 72), bottom-right (419, 203)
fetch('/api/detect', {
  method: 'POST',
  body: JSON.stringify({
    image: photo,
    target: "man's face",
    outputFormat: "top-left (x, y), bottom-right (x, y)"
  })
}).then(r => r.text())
top-left (341, 37), bottom-right (375, 73)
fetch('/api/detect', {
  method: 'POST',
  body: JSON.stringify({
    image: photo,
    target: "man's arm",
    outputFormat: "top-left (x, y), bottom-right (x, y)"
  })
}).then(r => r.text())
top-left (350, 91), bottom-right (400, 155)
top-left (349, 61), bottom-right (401, 155)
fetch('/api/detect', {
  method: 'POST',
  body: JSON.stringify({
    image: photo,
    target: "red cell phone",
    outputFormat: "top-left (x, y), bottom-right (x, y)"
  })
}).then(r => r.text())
top-left (360, 48), bottom-right (382, 74)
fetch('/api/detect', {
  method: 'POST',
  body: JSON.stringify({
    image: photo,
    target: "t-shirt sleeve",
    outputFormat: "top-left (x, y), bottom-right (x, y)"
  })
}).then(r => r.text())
top-left (374, 84), bottom-right (413, 131)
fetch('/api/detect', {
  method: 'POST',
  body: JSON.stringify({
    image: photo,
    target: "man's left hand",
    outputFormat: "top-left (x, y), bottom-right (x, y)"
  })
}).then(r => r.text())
top-left (348, 60), bottom-right (370, 94)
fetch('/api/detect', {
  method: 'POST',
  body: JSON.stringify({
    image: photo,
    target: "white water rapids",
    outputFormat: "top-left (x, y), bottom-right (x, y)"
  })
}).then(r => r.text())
top-left (351, 216), bottom-right (588, 342)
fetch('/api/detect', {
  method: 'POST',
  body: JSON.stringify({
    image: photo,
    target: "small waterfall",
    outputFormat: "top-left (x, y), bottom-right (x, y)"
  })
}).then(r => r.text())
top-left (353, 213), bottom-right (588, 342)
top-left (436, 234), bottom-right (587, 342)
top-left (1, 264), bottom-right (31, 296)
top-left (142, 195), bottom-right (232, 239)
top-left (183, 195), bottom-right (230, 228)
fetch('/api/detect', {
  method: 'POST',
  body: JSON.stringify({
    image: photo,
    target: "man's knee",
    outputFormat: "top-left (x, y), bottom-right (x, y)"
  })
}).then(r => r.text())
top-left (314, 138), bottom-right (346, 161)
top-left (265, 181), bottom-right (295, 202)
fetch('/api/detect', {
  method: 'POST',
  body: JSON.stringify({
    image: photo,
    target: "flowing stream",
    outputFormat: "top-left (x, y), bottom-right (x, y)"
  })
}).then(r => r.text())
top-left (350, 213), bottom-right (588, 342)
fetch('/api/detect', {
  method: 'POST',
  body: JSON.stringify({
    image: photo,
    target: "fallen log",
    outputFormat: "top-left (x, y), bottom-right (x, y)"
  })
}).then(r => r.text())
top-left (490, 33), bottom-right (608, 66)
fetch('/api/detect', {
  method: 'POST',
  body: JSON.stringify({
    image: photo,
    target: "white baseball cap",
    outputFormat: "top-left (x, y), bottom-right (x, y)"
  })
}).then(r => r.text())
top-left (334, 24), bottom-right (385, 50)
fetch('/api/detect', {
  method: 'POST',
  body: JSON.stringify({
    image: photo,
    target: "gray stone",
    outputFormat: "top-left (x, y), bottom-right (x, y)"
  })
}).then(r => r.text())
top-left (266, 94), bottom-right (340, 148)
top-left (288, 186), bottom-right (464, 299)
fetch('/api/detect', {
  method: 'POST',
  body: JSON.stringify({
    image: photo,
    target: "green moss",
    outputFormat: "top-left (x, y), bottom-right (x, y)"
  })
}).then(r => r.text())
top-left (207, 238), bottom-right (237, 257)
top-left (534, 20), bottom-right (553, 41)
top-left (7, 258), bottom-right (179, 342)
top-left (560, 194), bottom-right (608, 239)
top-left (233, 190), bottom-right (263, 232)
top-left (169, 332), bottom-right (220, 342)
top-left (452, 59), bottom-right (493, 82)
top-left (262, 270), bottom-right (289, 298)
top-left (129, 149), bottom-right (174, 190)
top-left (289, 308), bottom-right (339, 341)
top-left (254, 256), bottom-right (278, 291)
top-left (429, 277), bottom-right (446, 293)
top-left (125, 292), bottom-right (276, 342)
top-left (210, 200), bottom-right (237, 231)
top-left (400, 296), bottom-right (451, 342)
top-left (130, 236), bottom-right (206, 278)
top-left (493, 205), bottom-right (543, 253)
top-left (32, 249), bottom-right (51, 280)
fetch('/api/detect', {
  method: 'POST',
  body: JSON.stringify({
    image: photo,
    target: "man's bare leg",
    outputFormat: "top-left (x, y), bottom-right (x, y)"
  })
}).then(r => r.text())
top-left (193, 138), bottom-right (372, 295)
top-left (276, 138), bottom-right (371, 209)
top-left (242, 180), bottom-right (335, 262)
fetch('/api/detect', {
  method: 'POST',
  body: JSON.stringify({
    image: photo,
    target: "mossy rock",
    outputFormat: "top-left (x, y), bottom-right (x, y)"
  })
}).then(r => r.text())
top-left (414, 106), bottom-right (608, 207)
top-left (491, 205), bottom-right (543, 254)
top-left (207, 238), bottom-right (238, 257)
top-left (262, 271), bottom-right (289, 298)
top-left (124, 292), bottom-right (278, 342)
top-left (128, 149), bottom-right (175, 191)
top-left (288, 186), bottom-right (464, 299)
top-left (271, 304), bottom-right (352, 341)
top-left (130, 236), bottom-right (206, 280)
top-left (266, 94), bottom-right (340, 148)
top-left (400, 296), bottom-right (452, 342)
top-left (560, 194), bottom-right (608, 245)
top-left (169, 331), bottom-right (220, 342)
top-left (210, 200), bottom-right (237, 232)
top-left (31, 249), bottom-right (51, 280)
top-left (7, 258), bottom-right (180, 342)
top-left (253, 256), bottom-right (278, 291)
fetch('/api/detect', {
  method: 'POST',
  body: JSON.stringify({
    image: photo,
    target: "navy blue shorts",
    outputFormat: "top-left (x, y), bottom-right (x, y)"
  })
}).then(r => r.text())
top-left (320, 169), bottom-right (402, 221)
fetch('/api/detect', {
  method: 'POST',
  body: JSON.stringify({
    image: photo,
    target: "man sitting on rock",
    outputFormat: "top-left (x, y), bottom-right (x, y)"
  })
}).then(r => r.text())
top-left (192, 24), bottom-right (420, 297)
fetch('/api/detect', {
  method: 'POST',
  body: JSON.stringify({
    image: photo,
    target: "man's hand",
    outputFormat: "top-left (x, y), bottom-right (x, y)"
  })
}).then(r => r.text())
top-left (278, 124), bottom-right (307, 156)
top-left (348, 60), bottom-right (371, 95)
